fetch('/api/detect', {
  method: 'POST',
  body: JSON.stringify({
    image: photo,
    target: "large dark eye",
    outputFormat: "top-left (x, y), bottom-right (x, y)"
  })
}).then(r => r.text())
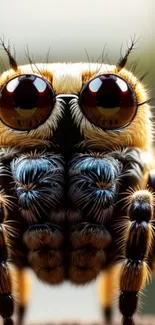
top-left (79, 74), bottom-right (137, 130)
top-left (0, 74), bottom-right (55, 131)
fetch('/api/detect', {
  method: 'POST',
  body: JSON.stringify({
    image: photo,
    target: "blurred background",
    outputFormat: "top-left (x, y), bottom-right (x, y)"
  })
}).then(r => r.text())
top-left (0, 0), bottom-right (154, 322)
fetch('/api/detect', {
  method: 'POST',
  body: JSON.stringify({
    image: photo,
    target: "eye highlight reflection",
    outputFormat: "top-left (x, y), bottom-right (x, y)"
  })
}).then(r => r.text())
top-left (79, 74), bottom-right (137, 130)
top-left (0, 74), bottom-right (55, 131)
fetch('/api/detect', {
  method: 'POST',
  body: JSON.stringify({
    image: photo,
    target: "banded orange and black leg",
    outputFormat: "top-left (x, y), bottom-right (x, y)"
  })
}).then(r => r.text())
top-left (119, 188), bottom-right (154, 325)
top-left (0, 190), bottom-right (15, 325)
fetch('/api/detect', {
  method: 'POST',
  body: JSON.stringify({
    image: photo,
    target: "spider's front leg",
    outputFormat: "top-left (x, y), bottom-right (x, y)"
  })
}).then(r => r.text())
top-left (0, 225), bottom-right (14, 325)
top-left (0, 190), bottom-right (15, 325)
top-left (119, 187), bottom-right (154, 325)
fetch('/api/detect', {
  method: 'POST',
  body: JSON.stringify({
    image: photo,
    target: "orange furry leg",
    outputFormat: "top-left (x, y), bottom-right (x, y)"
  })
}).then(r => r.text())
top-left (97, 266), bottom-right (119, 324)
top-left (0, 189), bottom-right (17, 325)
top-left (119, 189), bottom-right (154, 325)
top-left (11, 268), bottom-right (32, 325)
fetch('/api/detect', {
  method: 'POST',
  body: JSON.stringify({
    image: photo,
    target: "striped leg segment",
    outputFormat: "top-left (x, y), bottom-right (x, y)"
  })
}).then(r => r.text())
top-left (0, 225), bottom-right (14, 325)
top-left (0, 180), bottom-right (18, 325)
top-left (119, 189), bottom-right (154, 325)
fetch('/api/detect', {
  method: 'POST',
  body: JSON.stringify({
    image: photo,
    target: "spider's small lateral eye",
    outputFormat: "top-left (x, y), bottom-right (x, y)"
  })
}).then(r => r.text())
top-left (0, 74), bottom-right (55, 131)
top-left (79, 74), bottom-right (137, 130)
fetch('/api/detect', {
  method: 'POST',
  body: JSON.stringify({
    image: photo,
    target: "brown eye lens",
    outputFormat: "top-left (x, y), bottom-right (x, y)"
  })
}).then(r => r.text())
top-left (79, 74), bottom-right (137, 129)
top-left (0, 74), bottom-right (55, 131)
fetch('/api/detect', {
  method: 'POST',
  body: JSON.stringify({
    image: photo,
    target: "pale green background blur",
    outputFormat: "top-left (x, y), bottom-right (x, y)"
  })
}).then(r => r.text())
top-left (0, 0), bottom-right (155, 322)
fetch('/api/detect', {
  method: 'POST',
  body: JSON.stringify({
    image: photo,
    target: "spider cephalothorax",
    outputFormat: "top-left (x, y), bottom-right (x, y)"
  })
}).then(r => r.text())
top-left (0, 38), bottom-right (154, 325)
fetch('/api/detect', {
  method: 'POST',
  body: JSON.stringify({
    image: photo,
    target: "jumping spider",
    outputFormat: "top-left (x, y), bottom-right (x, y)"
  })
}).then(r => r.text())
top-left (0, 37), bottom-right (153, 325)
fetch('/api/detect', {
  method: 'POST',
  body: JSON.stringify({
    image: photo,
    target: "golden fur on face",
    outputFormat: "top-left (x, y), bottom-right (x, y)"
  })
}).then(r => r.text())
top-left (0, 62), bottom-right (153, 152)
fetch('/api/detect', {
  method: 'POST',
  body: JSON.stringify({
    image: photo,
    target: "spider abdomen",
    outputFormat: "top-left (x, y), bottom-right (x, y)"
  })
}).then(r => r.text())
top-left (3, 147), bottom-right (145, 285)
